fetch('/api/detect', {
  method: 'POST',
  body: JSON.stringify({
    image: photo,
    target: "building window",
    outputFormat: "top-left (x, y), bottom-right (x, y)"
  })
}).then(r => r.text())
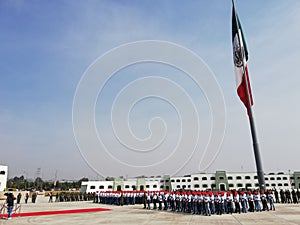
top-left (99, 185), bottom-right (104, 189)
top-left (276, 177), bottom-right (282, 180)
top-left (182, 179), bottom-right (186, 182)
top-left (194, 177), bottom-right (199, 181)
top-left (210, 177), bottom-right (215, 180)
top-left (194, 184), bottom-right (199, 188)
top-left (270, 177), bottom-right (275, 180)
top-left (297, 177), bottom-right (300, 180)
top-left (246, 183), bottom-right (252, 188)
top-left (211, 184), bottom-right (216, 189)
top-left (255, 183), bottom-right (259, 187)
top-left (188, 185), bottom-right (191, 188)
top-left (176, 179), bottom-right (180, 182)
top-left (203, 184), bottom-right (208, 188)
top-left (171, 179), bottom-right (175, 182)
top-left (90, 186), bottom-right (96, 189)
top-left (278, 183), bottom-right (282, 187)
top-left (0, 171), bottom-right (5, 175)
top-left (254, 176), bottom-right (258, 179)
top-left (202, 177), bottom-right (207, 181)
top-left (245, 176), bottom-right (251, 180)
top-left (236, 176), bottom-right (242, 180)
top-left (146, 185), bottom-right (150, 188)
top-left (284, 183), bottom-right (289, 186)
top-left (266, 184), bottom-right (270, 187)
top-left (237, 183), bottom-right (243, 188)
top-left (108, 185), bottom-right (113, 189)
top-left (283, 177), bottom-right (288, 180)
top-left (219, 177), bottom-right (224, 180)
top-left (182, 185), bottom-right (186, 189)
top-left (160, 185), bottom-right (164, 189)
top-left (153, 185), bottom-right (157, 188)
top-left (177, 185), bottom-right (181, 188)
top-left (229, 184), bottom-right (234, 188)
top-left (271, 184), bottom-right (276, 187)
top-left (187, 179), bottom-right (191, 182)
top-left (228, 176), bottom-right (233, 180)
top-left (265, 177), bottom-right (269, 180)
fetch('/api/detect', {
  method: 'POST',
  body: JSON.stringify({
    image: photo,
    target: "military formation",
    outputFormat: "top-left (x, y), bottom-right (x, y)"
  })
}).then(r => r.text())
top-left (93, 189), bottom-right (300, 216)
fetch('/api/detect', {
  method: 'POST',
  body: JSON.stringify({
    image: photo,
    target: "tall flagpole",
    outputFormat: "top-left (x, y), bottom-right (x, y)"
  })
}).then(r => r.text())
top-left (232, 0), bottom-right (266, 190)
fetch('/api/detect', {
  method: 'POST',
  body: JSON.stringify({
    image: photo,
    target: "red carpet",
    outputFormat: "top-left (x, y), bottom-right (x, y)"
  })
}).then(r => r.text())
top-left (9, 207), bottom-right (111, 218)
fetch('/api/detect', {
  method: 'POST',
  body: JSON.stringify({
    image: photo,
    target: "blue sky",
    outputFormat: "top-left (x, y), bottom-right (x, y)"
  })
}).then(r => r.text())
top-left (1, 0), bottom-right (300, 180)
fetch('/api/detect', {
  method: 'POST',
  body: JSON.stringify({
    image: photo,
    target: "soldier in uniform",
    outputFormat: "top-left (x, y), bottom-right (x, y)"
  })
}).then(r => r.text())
top-left (158, 193), bottom-right (163, 210)
top-left (268, 189), bottom-right (275, 211)
top-left (233, 191), bottom-right (241, 214)
top-left (209, 191), bottom-right (215, 215)
top-left (169, 192), bottom-right (175, 211)
top-left (152, 192), bottom-right (157, 209)
top-left (280, 189), bottom-right (285, 203)
top-left (291, 189), bottom-right (298, 204)
top-left (274, 189), bottom-right (279, 203)
top-left (240, 191), bottom-right (247, 213)
top-left (203, 192), bottom-right (211, 216)
top-left (226, 190), bottom-right (233, 214)
top-left (146, 192), bottom-right (151, 209)
top-left (253, 190), bottom-right (262, 212)
top-left (260, 190), bottom-right (269, 211)
top-left (247, 190), bottom-right (254, 212)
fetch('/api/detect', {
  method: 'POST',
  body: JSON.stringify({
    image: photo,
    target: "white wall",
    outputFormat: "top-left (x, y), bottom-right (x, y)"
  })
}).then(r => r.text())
top-left (0, 165), bottom-right (8, 191)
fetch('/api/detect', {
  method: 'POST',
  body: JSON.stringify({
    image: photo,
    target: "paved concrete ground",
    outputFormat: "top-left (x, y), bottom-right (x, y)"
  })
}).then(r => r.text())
top-left (1, 197), bottom-right (300, 225)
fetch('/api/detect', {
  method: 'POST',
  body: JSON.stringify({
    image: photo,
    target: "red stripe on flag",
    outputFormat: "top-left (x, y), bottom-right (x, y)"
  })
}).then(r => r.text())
top-left (237, 66), bottom-right (253, 115)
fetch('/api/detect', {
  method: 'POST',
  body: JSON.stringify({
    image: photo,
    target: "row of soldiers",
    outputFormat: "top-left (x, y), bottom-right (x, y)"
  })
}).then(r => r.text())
top-left (94, 189), bottom-right (277, 215)
top-left (274, 189), bottom-right (300, 204)
top-left (49, 192), bottom-right (93, 202)
top-left (48, 192), bottom-right (94, 202)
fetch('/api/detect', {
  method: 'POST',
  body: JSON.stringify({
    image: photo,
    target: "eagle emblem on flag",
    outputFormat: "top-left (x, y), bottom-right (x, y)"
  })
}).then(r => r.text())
top-left (233, 35), bottom-right (243, 68)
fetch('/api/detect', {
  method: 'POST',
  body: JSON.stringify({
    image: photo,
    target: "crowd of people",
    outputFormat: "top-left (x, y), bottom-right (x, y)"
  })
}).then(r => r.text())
top-left (93, 188), bottom-right (299, 216)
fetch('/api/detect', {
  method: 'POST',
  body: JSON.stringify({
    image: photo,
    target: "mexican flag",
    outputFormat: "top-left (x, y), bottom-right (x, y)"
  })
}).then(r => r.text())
top-left (232, 5), bottom-right (253, 113)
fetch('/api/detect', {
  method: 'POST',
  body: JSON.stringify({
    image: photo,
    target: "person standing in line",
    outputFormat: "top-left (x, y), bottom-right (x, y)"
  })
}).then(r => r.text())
top-left (291, 189), bottom-right (298, 204)
top-left (247, 190), bottom-right (254, 212)
top-left (253, 190), bottom-right (262, 212)
top-left (25, 192), bottom-right (29, 204)
top-left (268, 189), bottom-right (276, 211)
top-left (48, 192), bottom-right (53, 203)
top-left (226, 191), bottom-right (233, 214)
top-left (280, 189), bottom-right (285, 203)
top-left (233, 191), bottom-right (241, 214)
top-left (152, 192), bottom-right (157, 210)
top-left (32, 192), bottom-right (37, 203)
top-left (146, 192), bottom-right (151, 209)
top-left (158, 193), bottom-right (163, 210)
top-left (16, 193), bottom-right (22, 204)
top-left (274, 189), bottom-right (279, 203)
top-left (260, 190), bottom-right (269, 211)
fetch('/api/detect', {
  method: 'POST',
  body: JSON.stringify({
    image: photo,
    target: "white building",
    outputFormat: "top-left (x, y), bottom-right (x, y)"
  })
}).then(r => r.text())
top-left (80, 171), bottom-right (299, 193)
top-left (170, 171), bottom-right (293, 191)
top-left (0, 165), bottom-right (8, 191)
top-left (80, 177), bottom-right (161, 193)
